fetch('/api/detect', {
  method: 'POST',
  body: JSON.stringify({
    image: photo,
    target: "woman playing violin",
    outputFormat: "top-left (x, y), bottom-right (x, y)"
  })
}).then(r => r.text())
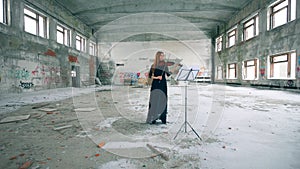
top-left (146, 51), bottom-right (171, 124)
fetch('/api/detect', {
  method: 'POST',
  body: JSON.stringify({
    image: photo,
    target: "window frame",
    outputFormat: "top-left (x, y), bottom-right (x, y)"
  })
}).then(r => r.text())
top-left (76, 33), bottom-right (86, 52)
top-left (0, 0), bottom-right (8, 24)
top-left (216, 65), bottom-right (223, 80)
top-left (268, 0), bottom-right (296, 30)
top-left (215, 35), bottom-right (223, 52)
top-left (226, 26), bottom-right (237, 48)
top-left (56, 23), bottom-right (71, 46)
top-left (268, 51), bottom-right (296, 79)
top-left (24, 6), bottom-right (48, 38)
top-left (227, 63), bottom-right (238, 79)
top-left (242, 13), bottom-right (259, 41)
top-left (89, 41), bottom-right (96, 56)
top-left (243, 59), bottom-right (259, 80)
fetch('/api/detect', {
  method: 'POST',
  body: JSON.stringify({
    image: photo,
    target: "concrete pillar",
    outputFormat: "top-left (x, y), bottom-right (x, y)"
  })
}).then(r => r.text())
top-left (12, 0), bottom-right (23, 31)
top-left (211, 38), bottom-right (215, 83)
top-left (297, 0), bottom-right (300, 19)
top-left (71, 31), bottom-right (76, 49)
top-left (48, 18), bottom-right (57, 41)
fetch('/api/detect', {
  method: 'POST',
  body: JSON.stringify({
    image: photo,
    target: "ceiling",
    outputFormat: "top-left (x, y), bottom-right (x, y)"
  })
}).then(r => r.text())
top-left (56, 0), bottom-right (251, 42)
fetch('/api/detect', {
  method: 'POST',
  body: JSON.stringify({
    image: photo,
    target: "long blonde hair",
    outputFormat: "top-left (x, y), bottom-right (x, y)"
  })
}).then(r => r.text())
top-left (152, 51), bottom-right (164, 71)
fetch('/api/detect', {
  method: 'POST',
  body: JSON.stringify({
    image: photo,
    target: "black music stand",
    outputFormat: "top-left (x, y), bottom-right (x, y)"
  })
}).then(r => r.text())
top-left (174, 68), bottom-right (202, 140)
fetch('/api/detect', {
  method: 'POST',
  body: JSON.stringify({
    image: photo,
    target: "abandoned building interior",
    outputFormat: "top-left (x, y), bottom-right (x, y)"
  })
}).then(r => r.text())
top-left (0, 0), bottom-right (300, 169)
top-left (0, 0), bottom-right (299, 91)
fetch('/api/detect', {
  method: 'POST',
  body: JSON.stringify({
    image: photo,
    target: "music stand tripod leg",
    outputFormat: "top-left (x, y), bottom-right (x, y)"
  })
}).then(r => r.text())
top-left (173, 122), bottom-right (185, 139)
top-left (187, 122), bottom-right (202, 141)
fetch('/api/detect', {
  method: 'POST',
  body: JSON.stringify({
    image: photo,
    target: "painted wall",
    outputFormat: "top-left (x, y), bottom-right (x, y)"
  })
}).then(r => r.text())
top-left (0, 0), bottom-right (96, 93)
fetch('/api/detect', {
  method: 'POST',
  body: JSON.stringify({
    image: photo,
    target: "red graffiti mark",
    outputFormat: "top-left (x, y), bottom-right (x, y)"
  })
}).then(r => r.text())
top-left (260, 68), bottom-right (265, 75)
top-left (44, 49), bottom-right (56, 57)
top-left (32, 66), bottom-right (39, 75)
top-left (297, 67), bottom-right (300, 72)
top-left (68, 55), bottom-right (78, 63)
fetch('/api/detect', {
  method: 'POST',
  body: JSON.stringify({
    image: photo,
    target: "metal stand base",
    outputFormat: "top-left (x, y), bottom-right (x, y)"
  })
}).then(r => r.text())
top-left (174, 120), bottom-right (202, 140)
top-left (173, 84), bottom-right (202, 141)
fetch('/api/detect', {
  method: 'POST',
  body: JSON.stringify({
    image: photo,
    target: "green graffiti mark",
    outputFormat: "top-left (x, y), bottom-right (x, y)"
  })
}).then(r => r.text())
top-left (8, 69), bottom-right (30, 80)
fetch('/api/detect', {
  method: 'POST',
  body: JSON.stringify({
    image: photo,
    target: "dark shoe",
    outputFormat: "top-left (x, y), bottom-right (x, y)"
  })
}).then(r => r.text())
top-left (151, 120), bottom-right (157, 124)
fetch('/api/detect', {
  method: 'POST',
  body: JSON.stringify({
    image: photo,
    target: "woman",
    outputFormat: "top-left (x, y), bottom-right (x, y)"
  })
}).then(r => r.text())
top-left (146, 51), bottom-right (171, 124)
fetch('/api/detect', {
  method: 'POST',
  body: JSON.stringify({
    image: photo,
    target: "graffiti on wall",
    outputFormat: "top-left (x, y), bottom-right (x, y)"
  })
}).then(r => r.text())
top-left (260, 55), bottom-right (266, 79)
top-left (31, 64), bottom-right (61, 86)
top-left (19, 81), bottom-right (34, 89)
top-left (118, 72), bottom-right (139, 84)
top-left (8, 68), bottom-right (31, 80)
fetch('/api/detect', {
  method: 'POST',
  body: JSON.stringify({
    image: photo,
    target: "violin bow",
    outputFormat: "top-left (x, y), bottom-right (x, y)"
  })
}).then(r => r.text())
top-left (161, 53), bottom-right (170, 76)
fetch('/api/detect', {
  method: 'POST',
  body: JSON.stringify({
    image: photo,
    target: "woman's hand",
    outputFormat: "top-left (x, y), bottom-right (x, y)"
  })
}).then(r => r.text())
top-left (153, 76), bottom-right (162, 80)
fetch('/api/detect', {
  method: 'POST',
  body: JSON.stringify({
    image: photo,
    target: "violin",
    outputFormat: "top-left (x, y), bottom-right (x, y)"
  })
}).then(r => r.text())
top-left (158, 61), bottom-right (175, 66)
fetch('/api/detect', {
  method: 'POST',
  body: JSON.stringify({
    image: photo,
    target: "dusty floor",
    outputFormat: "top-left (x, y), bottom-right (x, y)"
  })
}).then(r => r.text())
top-left (0, 86), bottom-right (203, 169)
top-left (0, 84), bottom-right (300, 169)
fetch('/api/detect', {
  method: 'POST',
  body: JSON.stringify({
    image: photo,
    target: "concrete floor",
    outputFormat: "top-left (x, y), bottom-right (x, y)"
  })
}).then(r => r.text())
top-left (0, 84), bottom-right (299, 169)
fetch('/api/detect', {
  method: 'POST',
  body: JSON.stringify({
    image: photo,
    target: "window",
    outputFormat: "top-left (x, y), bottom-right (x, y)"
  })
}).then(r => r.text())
top-left (268, 51), bottom-right (296, 79)
top-left (89, 41), bottom-right (96, 56)
top-left (216, 66), bottom-right (223, 80)
top-left (24, 7), bottom-right (47, 38)
top-left (227, 27), bottom-right (237, 48)
top-left (0, 0), bottom-right (8, 24)
top-left (227, 63), bottom-right (237, 79)
top-left (215, 35), bottom-right (223, 52)
top-left (57, 24), bottom-right (71, 46)
top-left (268, 0), bottom-right (296, 30)
top-left (76, 34), bottom-right (86, 52)
top-left (243, 14), bottom-right (259, 41)
top-left (243, 59), bottom-right (259, 80)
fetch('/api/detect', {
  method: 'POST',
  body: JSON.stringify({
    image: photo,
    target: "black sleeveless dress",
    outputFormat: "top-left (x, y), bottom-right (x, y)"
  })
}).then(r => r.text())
top-left (146, 63), bottom-right (171, 124)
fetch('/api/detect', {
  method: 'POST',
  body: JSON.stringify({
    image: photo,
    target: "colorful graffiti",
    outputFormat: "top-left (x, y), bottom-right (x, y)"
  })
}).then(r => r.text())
top-left (8, 68), bottom-right (30, 80)
top-left (19, 81), bottom-right (34, 89)
top-left (118, 72), bottom-right (139, 84)
top-left (31, 64), bottom-right (61, 86)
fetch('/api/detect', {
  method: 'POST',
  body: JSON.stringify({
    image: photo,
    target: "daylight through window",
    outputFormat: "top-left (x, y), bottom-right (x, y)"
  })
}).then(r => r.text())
top-left (24, 7), bottom-right (47, 38)
top-left (0, 0), bottom-right (7, 24)
top-left (76, 34), bottom-right (86, 52)
top-left (57, 24), bottom-right (71, 46)
top-left (243, 14), bottom-right (259, 41)
top-left (269, 0), bottom-right (296, 29)
top-left (243, 59), bottom-right (258, 80)
top-left (227, 63), bottom-right (237, 79)
top-left (268, 51), bottom-right (296, 79)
